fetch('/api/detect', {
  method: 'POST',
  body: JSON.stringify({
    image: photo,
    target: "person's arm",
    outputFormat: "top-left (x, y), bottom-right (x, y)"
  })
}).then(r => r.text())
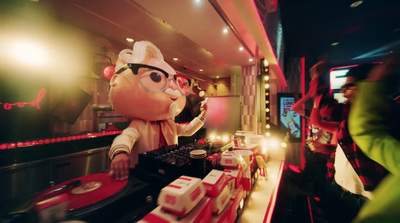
top-left (306, 138), bottom-right (336, 155)
top-left (291, 92), bottom-right (312, 117)
top-left (349, 81), bottom-right (400, 175)
top-left (292, 76), bottom-right (320, 117)
top-left (309, 95), bottom-right (340, 133)
top-left (349, 57), bottom-right (400, 174)
top-left (177, 98), bottom-right (207, 136)
top-left (108, 122), bottom-right (141, 181)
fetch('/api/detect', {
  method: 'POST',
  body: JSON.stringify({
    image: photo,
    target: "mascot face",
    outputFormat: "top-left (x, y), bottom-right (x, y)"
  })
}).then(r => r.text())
top-left (110, 57), bottom-right (188, 121)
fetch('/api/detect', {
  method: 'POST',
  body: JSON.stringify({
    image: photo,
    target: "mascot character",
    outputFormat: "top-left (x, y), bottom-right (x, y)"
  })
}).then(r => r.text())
top-left (108, 41), bottom-right (207, 180)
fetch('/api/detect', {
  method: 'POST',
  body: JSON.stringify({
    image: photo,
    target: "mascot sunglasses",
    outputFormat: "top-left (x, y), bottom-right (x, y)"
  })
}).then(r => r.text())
top-left (115, 63), bottom-right (190, 95)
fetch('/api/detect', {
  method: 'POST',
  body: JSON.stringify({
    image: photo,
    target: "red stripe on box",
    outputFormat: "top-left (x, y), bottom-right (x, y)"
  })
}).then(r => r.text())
top-left (166, 185), bottom-right (182, 189)
top-left (190, 186), bottom-right (202, 201)
top-left (141, 213), bottom-right (170, 223)
top-left (193, 198), bottom-right (212, 223)
top-left (161, 206), bottom-right (187, 217)
top-left (179, 177), bottom-right (192, 181)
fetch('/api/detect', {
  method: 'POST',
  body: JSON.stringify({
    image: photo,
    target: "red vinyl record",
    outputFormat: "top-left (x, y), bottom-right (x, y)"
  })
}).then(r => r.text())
top-left (34, 173), bottom-right (128, 211)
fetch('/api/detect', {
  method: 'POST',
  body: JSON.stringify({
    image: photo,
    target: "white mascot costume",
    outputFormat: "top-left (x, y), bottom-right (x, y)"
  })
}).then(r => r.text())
top-left (108, 41), bottom-right (207, 180)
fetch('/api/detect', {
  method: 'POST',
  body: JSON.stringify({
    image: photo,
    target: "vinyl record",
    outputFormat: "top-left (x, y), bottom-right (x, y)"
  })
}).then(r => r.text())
top-left (34, 173), bottom-right (128, 212)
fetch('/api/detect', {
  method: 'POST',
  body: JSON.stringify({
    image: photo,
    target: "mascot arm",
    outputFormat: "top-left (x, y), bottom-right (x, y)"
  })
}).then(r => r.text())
top-left (176, 117), bottom-right (205, 136)
top-left (109, 126), bottom-right (140, 160)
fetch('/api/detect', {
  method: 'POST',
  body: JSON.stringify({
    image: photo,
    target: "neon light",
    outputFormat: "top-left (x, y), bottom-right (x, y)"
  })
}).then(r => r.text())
top-left (301, 57), bottom-right (306, 171)
top-left (0, 88), bottom-right (46, 110)
top-left (2, 131), bottom-right (124, 149)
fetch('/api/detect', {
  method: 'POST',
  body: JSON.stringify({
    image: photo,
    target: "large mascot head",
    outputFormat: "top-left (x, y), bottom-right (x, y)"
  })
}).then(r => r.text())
top-left (109, 41), bottom-right (189, 121)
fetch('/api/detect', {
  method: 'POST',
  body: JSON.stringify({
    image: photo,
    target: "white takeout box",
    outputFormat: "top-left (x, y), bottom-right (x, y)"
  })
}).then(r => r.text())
top-left (158, 176), bottom-right (206, 217)
top-left (230, 185), bottom-right (244, 211)
top-left (220, 151), bottom-right (247, 170)
top-left (211, 201), bottom-right (235, 223)
top-left (140, 197), bottom-right (212, 223)
top-left (233, 144), bottom-right (259, 153)
top-left (202, 170), bottom-right (228, 197)
top-left (223, 168), bottom-right (243, 189)
top-left (210, 184), bottom-right (231, 215)
top-left (242, 166), bottom-right (252, 191)
top-left (234, 150), bottom-right (254, 165)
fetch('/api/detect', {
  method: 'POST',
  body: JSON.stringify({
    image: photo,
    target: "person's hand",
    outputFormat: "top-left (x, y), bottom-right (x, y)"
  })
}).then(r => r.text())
top-left (367, 56), bottom-right (399, 82)
top-left (109, 153), bottom-right (130, 181)
top-left (309, 61), bottom-right (326, 79)
top-left (200, 98), bottom-right (208, 112)
top-left (306, 138), bottom-right (326, 153)
top-left (199, 98), bottom-right (208, 118)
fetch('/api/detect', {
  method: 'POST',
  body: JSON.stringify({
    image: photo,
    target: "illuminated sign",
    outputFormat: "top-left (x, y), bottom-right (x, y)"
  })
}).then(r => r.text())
top-left (0, 75), bottom-right (50, 143)
top-left (277, 93), bottom-right (302, 142)
top-left (0, 88), bottom-right (46, 110)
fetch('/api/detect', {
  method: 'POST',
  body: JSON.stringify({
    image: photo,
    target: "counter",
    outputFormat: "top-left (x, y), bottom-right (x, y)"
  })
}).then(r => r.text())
top-left (238, 160), bottom-right (284, 223)
top-left (0, 134), bottom-right (118, 216)
top-left (0, 139), bottom-right (285, 223)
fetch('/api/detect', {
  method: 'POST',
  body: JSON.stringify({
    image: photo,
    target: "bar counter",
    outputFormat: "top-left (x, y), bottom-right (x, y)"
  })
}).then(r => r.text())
top-left (238, 160), bottom-right (284, 223)
top-left (0, 136), bottom-right (285, 223)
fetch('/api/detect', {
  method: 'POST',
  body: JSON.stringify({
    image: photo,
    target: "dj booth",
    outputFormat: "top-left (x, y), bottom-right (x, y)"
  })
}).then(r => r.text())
top-left (0, 137), bottom-right (284, 223)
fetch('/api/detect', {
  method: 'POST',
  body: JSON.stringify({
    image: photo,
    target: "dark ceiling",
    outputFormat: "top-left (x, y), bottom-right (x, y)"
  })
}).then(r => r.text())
top-left (279, 0), bottom-right (400, 68)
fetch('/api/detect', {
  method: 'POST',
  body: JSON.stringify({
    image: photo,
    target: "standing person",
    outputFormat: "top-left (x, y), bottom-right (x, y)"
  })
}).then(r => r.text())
top-left (349, 57), bottom-right (400, 223)
top-left (307, 63), bottom-right (388, 223)
top-left (107, 41), bottom-right (207, 181)
top-left (291, 61), bottom-right (334, 221)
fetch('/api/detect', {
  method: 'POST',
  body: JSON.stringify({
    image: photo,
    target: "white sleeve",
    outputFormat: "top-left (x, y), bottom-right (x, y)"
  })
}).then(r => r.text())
top-left (176, 117), bottom-right (204, 136)
top-left (108, 122), bottom-right (141, 160)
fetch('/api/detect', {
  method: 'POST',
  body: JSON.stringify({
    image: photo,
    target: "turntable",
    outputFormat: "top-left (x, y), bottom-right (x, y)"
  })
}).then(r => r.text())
top-left (3, 173), bottom-right (155, 223)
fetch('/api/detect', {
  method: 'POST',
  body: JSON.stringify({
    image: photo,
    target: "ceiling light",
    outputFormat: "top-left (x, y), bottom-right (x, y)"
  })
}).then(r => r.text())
top-left (331, 42), bottom-right (339, 46)
top-left (249, 58), bottom-right (253, 62)
top-left (222, 28), bottom-right (229, 34)
top-left (199, 69), bottom-right (203, 72)
top-left (239, 46), bottom-right (244, 51)
top-left (125, 38), bottom-right (134, 43)
top-left (216, 76), bottom-right (220, 78)
top-left (350, 1), bottom-right (363, 8)
top-left (173, 57), bottom-right (179, 61)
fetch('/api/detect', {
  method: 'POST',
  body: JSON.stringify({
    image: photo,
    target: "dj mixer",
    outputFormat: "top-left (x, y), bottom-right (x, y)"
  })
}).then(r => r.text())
top-left (137, 145), bottom-right (200, 180)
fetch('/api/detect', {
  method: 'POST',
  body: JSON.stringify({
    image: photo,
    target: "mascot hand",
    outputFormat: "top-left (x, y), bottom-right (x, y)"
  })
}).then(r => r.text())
top-left (109, 153), bottom-right (130, 181)
top-left (199, 98), bottom-right (208, 116)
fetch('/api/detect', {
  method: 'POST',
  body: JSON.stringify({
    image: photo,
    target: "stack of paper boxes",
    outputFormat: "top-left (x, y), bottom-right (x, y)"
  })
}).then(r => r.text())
top-left (139, 176), bottom-right (211, 223)
top-left (202, 169), bottom-right (236, 223)
top-left (139, 147), bottom-right (256, 223)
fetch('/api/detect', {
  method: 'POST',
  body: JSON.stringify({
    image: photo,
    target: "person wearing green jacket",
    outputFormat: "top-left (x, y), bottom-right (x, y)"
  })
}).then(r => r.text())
top-left (349, 57), bottom-right (400, 223)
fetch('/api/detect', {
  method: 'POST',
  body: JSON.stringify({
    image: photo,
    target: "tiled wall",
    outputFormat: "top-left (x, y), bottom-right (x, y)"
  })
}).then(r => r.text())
top-left (241, 65), bottom-right (257, 132)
